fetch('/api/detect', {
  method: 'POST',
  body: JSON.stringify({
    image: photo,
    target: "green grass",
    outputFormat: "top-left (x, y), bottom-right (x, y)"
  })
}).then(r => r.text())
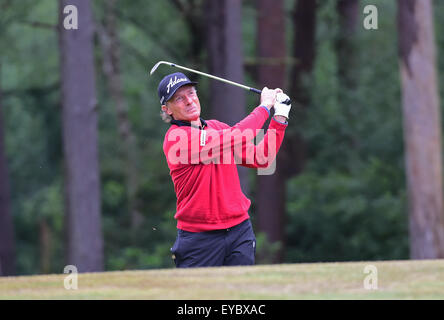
top-left (1, 259), bottom-right (444, 299)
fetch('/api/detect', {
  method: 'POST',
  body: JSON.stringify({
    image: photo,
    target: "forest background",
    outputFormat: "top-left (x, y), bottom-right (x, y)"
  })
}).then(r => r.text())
top-left (1, 0), bottom-right (444, 276)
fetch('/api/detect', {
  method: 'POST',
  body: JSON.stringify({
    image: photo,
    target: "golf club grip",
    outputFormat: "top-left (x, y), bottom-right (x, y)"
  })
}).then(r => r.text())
top-left (249, 88), bottom-right (262, 94)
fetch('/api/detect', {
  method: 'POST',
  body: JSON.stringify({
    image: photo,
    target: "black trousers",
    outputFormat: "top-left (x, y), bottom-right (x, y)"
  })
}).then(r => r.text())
top-left (171, 219), bottom-right (256, 268)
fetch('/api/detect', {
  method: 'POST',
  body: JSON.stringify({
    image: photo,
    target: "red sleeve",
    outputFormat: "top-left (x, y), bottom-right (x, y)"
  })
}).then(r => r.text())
top-left (164, 106), bottom-right (272, 166)
top-left (235, 117), bottom-right (288, 168)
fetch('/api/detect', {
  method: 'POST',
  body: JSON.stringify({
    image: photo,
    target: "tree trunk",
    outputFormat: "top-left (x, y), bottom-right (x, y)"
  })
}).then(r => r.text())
top-left (336, 0), bottom-right (359, 149)
top-left (0, 63), bottom-right (16, 276)
top-left (97, 0), bottom-right (143, 231)
top-left (205, 0), bottom-right (249, 195)
top-left (398, 0), bottom-right (444, 259)
top-left (169, 0), bottom-right (205, 68)
top-left (336, 0), bottom-right (359, 90)
top-left (285, 0), bottom-right (317, 177)
top-left (59, 0), bottom-right (104, 272)
top-left (256, 0), bottom-right (286, 263)
top-left (39, 219), bottom-right (51, 274)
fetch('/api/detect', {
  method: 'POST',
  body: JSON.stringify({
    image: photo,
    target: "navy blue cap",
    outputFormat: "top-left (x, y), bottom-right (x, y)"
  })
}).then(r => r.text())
top-left (157, 72), bottom-right (197, 104)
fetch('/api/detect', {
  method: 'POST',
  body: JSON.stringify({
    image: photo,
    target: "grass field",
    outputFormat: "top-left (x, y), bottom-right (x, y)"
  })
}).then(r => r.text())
top-left (1, 259), bottom-right (444, 299)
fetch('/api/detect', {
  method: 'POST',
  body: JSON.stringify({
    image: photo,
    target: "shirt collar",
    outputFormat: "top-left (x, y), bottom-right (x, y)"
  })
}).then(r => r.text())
top-left (170, 118), bottom-right (207, 129)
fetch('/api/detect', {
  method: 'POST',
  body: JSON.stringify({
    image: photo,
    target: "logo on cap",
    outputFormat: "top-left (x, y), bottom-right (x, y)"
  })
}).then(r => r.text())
top-left (167, 76), bottom-right (187, 94)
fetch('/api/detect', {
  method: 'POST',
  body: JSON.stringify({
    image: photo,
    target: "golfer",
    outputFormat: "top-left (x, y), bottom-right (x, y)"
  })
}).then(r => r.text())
top-left (158, 72), bottom-right (291, 267)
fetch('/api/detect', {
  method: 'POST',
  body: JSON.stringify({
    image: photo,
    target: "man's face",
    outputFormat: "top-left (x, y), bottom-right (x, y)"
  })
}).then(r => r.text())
top-left (161, 85), bottom-right (201, 121)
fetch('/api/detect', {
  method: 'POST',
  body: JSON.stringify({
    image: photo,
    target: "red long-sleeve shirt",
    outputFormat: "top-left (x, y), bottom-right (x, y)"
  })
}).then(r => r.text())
top-left (163, 106), bottom-right (287, 232)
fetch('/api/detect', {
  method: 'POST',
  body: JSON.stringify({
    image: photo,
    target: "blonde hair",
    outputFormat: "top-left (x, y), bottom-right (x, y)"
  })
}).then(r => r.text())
top-left (160, 108), bottom-right (172, 123)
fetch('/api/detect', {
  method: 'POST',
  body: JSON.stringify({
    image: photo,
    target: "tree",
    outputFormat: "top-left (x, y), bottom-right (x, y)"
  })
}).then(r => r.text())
top-left (286, 0), bottom-right (317, 176)
top-left (169, 0), bottom-right (205, 67)
top-left (97, 0), bottom-right (143, 231)
top-left (255, 0), bottom-right (287, 263)
top-left (0, 63), bottom-right (16, 276)
top-left (398, 0), bottom-right (444, 258)
top-left (204, 0), bottom-right (249, 195)
top-left (58, 0), bottom-right (104, 272)
top-left (335, 0), bottom-right (360, 151)
top-left (336, 0), bottom-right (359, 91)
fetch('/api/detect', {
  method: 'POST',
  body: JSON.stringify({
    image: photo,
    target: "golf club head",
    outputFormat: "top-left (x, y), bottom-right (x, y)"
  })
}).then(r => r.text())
top-left (149, 61), bottom-right (171, 76)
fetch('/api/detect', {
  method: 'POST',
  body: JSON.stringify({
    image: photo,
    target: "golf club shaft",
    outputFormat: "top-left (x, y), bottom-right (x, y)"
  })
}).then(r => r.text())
top-left (164, 63), bottom-right (262, 95)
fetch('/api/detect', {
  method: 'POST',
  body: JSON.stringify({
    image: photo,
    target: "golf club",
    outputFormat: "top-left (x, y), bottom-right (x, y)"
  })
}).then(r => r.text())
top-left (150, 60), bottom-right (262, 95)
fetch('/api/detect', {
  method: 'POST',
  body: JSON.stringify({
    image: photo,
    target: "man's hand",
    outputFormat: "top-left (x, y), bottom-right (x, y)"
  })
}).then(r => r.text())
top-left (273, 92), bottom-right (291, 120)
top-left (260, 87), bottom-right (283, 110)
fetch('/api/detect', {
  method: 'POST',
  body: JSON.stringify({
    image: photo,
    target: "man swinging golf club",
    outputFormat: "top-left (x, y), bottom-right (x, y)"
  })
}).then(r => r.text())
top-left (157, 71), bottom-right (291, 267)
